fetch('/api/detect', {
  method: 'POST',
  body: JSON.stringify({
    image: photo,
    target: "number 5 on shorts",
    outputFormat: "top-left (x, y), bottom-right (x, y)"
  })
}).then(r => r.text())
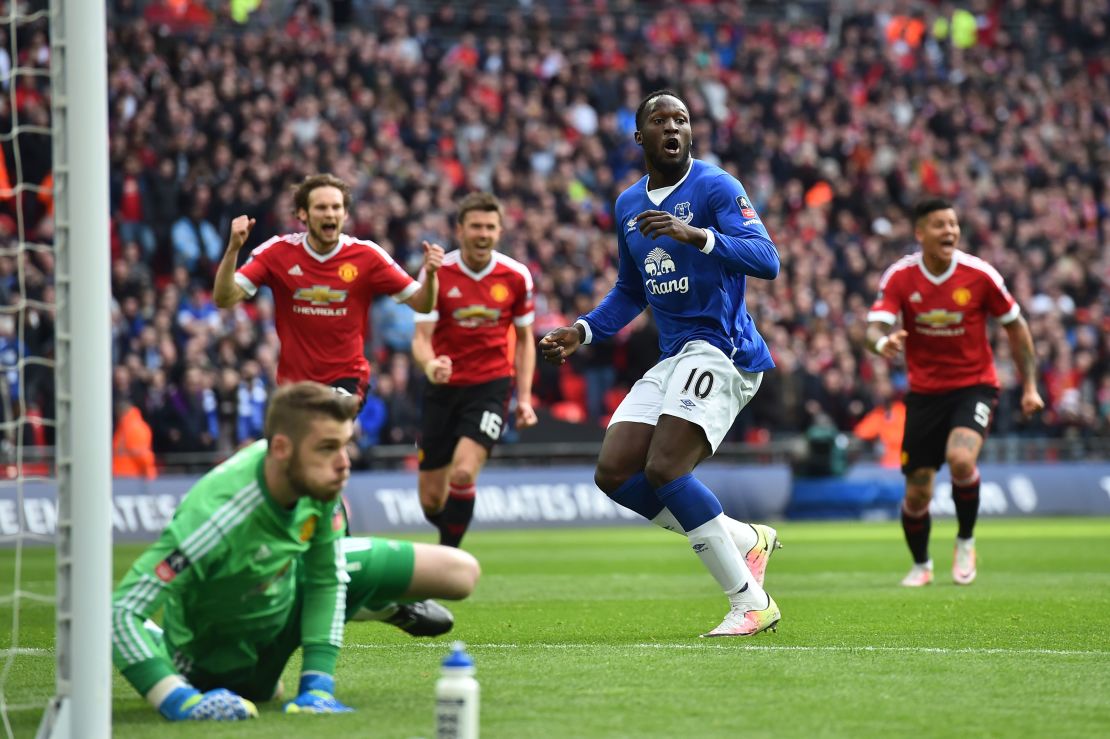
top-left (973, 401), bottom-right (991, 428)
top-left (479, 411), bottom-right (502, 440)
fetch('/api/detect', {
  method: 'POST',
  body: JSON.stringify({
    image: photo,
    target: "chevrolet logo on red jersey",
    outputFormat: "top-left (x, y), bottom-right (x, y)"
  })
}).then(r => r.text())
top-left (916, 309), bottom-right (963, 327)
top-left (293, 285), bottom-right (348, 306)
top-left (453, 305), bottom-right (501, 321)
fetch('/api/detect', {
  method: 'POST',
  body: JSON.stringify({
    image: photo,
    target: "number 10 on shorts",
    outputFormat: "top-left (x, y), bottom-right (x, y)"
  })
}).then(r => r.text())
top-left (479, 411), bottom-right (503, 440)
top-left (682, 368), bottom-right (714, 399)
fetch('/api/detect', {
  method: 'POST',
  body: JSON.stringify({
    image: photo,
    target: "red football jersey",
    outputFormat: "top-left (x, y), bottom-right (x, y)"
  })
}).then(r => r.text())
top-left (235, 233), bottom-right (418, 386)
top-left (868, 251), bottom-right (1020, 394)
top-left (415, 250), bottom-right (534, 386)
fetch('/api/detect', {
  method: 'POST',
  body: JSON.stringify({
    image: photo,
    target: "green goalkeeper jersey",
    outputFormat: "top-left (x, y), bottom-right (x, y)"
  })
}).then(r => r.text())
top-left (111, 440), bottom-right (348, 696)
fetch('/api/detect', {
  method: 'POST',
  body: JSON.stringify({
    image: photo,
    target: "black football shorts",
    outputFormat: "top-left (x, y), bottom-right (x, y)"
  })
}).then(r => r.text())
top-left (901, 384), bottom-right (999, 474)
top-left (418, 377), bottom-right (511, 470)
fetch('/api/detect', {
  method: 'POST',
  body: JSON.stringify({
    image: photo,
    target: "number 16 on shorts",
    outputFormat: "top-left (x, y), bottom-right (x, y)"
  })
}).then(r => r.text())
top-left (478, 411), bottom-right (502, 440)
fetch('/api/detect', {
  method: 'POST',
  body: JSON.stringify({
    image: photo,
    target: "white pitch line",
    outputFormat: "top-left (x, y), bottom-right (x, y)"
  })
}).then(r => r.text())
top-left (6, 644), bottom-right (1105, 658)
top-left (0, 702), bottom-right (48, 713)
top-left (6, 644), bottom-right (1102, 660)
top-left (0, 648), bottom-right (51, 657)
top-left (347, 642), bottom-right (1109, 657)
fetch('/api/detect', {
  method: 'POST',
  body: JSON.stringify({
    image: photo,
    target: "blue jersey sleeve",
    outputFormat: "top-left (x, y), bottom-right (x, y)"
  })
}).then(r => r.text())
top-left (579, 227), bottom-right (648, 343)
top-left (702, 175), bottom-right (780, 280)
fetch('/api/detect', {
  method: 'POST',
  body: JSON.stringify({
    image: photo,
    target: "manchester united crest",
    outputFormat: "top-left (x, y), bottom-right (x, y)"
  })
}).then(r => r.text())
top-left (299, 516), bottom-right (317, 541)
top-left (952, 287), bottom-right (971, 306)
top-left (338, 263), bottom-right (359, 283)
top-left (490, 283), bottom-right (509, 303)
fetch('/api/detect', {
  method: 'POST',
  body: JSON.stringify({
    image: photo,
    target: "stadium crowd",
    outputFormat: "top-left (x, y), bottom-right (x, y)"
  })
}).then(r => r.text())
top-left (4, 0), bottom-right (1109, 471)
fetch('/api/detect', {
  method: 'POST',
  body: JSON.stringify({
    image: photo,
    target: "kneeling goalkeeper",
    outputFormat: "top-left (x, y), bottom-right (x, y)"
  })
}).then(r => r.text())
top-left (111, 382), bottom-right (480, 720)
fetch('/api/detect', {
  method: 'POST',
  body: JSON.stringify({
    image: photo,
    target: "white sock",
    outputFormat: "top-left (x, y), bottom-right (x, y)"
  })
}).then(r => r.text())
top-left (685, 514), bottom-right (767, 610)
top-left (652, 510), bottom-right (758, 552)
top-left (727, 519), bottom-right (758, 552)
top-left (651, 508), bottom-right (684, 533)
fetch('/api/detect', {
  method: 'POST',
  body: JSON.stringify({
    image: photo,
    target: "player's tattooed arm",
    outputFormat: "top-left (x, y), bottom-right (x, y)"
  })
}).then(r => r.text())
top-left (1003, 315), bottom-right (1045, 417)
top-left (1005, 316), bottom-right (1037, 387)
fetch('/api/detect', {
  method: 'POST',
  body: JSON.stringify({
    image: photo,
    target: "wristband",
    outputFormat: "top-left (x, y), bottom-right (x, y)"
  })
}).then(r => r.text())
top-left (574, 320), bottom-right (589, 345)
top-left (874, 336), bottom-right (889, 354)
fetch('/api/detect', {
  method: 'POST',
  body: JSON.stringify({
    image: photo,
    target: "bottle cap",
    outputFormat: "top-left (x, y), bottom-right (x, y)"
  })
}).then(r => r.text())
top-left (442, 640), bottom-right (474, 669)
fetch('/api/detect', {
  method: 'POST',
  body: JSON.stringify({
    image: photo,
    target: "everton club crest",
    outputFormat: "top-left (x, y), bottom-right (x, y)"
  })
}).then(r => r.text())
top-left (673, 201), bottom-right (693, 224)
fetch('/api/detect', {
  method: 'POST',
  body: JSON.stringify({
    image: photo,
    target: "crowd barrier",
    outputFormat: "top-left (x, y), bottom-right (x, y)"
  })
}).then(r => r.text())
top-left (789, 462), bottom-right (1110, 520)
top-left (1, 462), bottom-right (1106, 542)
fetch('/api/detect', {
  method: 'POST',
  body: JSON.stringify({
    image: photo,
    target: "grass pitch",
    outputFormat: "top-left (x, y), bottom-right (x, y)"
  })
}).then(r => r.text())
top-left (3, 517), bottom-right (1109, 738)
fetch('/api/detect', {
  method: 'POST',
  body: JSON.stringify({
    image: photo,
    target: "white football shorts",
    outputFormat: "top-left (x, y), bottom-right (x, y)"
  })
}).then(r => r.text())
top-left (608, 340), bottom-right (763, 452)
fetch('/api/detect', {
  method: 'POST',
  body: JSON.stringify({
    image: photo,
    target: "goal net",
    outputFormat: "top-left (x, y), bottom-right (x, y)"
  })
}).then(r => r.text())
top-left (0, 1), bottom-right (110, 738)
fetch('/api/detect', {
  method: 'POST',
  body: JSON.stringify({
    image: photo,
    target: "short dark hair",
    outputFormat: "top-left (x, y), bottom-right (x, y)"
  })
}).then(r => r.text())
top-left (912, 198), bottom-right (955, 224)
top-left (456, 191), bottom-right (504, 225)
top-left (635, 89), bottom-right (688, 130)
top-left (292, 173), bottom-right (352, 215)
top-left (264, 381), bottom-right (359, 445)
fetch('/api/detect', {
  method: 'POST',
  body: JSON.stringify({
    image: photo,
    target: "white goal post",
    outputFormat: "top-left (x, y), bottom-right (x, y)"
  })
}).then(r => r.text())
top-left (35, 0), bottom-right (111, 737)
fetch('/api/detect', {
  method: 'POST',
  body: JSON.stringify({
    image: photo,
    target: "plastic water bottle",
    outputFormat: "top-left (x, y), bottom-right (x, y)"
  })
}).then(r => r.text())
top-left (435, 641), bottom-right (479, 739)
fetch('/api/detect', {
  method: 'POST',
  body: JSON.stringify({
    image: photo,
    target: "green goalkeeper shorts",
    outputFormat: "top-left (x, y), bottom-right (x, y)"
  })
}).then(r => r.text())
top-left (340, 536), bottom-right (417, 615)
top-left (186, 537), bottom-right (415, 701)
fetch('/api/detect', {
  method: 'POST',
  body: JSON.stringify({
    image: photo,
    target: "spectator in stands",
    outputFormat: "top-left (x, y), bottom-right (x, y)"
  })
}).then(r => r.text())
top-left (176, 282), bottom-right (221, 338)
top-left (112, 396), bottom-right (157, 479)
top-left (852, 375), bottom-right (905, 470)
top-left (162, 365), bottom-right (218, 464)
top-left (172, 186), bottom-right (222, 279)
top-left (111, 154), bottom-right (157, 259)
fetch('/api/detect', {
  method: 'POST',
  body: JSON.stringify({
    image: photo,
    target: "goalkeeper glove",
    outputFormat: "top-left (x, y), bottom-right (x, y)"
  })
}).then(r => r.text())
top-left (284, 672), bottom-right (353, 714)
top-left (158, 686), bottom-right (258, 721)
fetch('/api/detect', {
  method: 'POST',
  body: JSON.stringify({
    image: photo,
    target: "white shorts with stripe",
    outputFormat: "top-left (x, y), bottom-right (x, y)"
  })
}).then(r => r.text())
top-left (608, 340), bottom-right (763, 452)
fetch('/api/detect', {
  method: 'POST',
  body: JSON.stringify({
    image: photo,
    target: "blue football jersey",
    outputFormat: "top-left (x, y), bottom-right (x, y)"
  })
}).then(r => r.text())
top-left (580, 159), bottom-right (779, 372)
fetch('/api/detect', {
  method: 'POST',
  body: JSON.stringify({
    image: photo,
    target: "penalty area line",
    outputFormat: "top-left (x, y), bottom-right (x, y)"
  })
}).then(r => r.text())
top-left (347, 642), bottom-right (1108, 657)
